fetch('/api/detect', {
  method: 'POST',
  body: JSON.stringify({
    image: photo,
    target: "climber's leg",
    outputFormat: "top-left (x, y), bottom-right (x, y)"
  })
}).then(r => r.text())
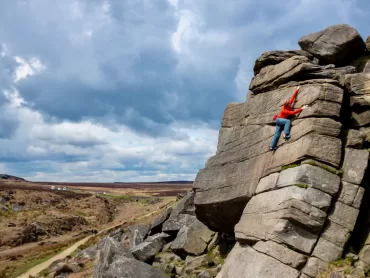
top-left (270, 119), bottom-right (284, 150)
top-left (282, 119), bottom-right (291, 140)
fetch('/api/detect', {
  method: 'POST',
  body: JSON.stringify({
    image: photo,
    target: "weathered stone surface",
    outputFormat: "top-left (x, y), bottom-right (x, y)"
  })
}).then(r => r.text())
top-left (255, 173), bottom-right (279, 194)
top-left (221, 102), bottom-right (244, 128)
top-left (346, 130), bottom-right (364, 148)
top-left (130, 236), bottom-right (167, 262)
top-left (342, 148), bottom-right (369, 185)
top-left (302, 257), bottom-right (327, 278)
top-left (235, 186), bottom-right (326, 254)
top-left (216, 243), bottom-right (300, 278)
top-left (361, 127), bottom-right (370, 144)
top-left (170, 191), bottom-right (195, 217)
top-left (93, 237), bottom-right (135, 277)
top-left (350, 95), bottom-right (370, 108)
top-left (93, 256), bottom-right (170, 278)
top-left (162, 214), bottom-right (197, 233)
top-left (328, 202), bottom-right (359, 231)
top-left (185, 254), bottom-right (208, 274)
top-left (249, 55), bottom-right (353, 94)
top-left (150, 208), bottom-right (172, 235)
top-left (298, 24), bottom-right (366, 65)
top-left (312, 237), bottom-right (343, 262)
top-left (359, 245), bottom-right (370, 266)
top-left (253, 50), bottom-right (314, 75)
top-left (220, 82), bottom-right (343, 128)
top-left (253, 241), bottom-right (307, 268)
top-left (195, 132), bottom-right (341, 232)
top-left (353, 186), bottom-right (365, 209)
top-left (128, 223), bottom-right (151, 249)
top-left (277, 164), bottom-right (340, 195)
top-left (339, 181), bottom-right (361, 207)
top-left (352, 110), bottom-right (370, 127)
top-left (171, 219), bottom-right (215, 257)
top-left (302, 187), bottom-right (332, 212)
top-left (345, 73), bottom-right (370, 95)
top-left (366, 36), bottom-right (370, 51)
top-left (321, 221), bottom-right (351, 248)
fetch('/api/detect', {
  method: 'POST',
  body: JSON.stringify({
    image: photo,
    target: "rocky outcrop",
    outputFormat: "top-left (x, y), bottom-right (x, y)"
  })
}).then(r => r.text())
top-left (298, 24), bottom-right (366, 65)
top-left (253, 50), bottom-right (314, 75)
top-left (193, 24), bottom-right (370, 278)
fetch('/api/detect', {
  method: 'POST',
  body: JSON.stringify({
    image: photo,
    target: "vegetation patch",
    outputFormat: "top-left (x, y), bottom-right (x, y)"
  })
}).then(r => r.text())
top-left (295, 183), bottom-right (309, 189)
top-left (304, 161), bottom-right (338, 175)
top-left (281, 163), bottom-right (300, 171)
top-left (317, 257), bottom-right (357, 278)
top-left (351, 55), bottom-right (370, 72)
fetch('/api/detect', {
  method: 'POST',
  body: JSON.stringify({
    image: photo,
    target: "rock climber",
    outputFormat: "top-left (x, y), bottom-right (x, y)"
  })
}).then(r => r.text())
top-left (270, 86), bottom-right (308, 151)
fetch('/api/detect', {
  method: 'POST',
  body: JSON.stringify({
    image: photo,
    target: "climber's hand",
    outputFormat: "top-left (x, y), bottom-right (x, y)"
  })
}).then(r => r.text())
top-left (302, 105), bottom-right (308, 109)
top-left (297, 86), bottom-right (300, 91)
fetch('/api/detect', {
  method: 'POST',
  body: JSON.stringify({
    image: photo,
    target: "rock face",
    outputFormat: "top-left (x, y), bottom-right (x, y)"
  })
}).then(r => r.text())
top-left (298, 24), bottom-right (366, 65)
top-left (193, 24), bottom-right (370, 278)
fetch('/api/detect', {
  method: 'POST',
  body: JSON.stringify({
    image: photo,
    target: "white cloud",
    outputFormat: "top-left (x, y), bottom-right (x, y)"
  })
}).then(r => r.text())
top-left (0, 89), bottom-right (218, 182)
top-left (14, 56), bottom-right (45, 82)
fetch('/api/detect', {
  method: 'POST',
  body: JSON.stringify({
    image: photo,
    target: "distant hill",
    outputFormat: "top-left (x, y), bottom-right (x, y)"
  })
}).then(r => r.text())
top-left (0, 174), bottom-right (25, 181)
top-left (114, 181), bottom-right (193, 185)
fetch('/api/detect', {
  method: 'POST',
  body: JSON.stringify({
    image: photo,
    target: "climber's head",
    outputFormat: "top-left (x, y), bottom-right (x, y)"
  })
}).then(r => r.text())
top-left (283, 100), bottom-right (290, 108)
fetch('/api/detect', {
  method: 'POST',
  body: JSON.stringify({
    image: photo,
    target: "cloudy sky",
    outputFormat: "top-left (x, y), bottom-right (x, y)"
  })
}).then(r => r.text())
top-left (0, 0), bottom-right (369, 182)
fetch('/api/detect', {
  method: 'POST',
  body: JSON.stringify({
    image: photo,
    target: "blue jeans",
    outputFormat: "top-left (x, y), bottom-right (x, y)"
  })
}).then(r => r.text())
top-left (270, 118), bottom-right (291, 149)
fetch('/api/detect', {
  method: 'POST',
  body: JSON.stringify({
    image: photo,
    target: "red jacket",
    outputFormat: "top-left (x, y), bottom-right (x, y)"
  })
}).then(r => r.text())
top-left (277, 89), bottom-right (302, 119)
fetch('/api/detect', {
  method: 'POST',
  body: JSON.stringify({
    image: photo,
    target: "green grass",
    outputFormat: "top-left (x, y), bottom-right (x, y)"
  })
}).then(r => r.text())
top-left (103, 194), bottom-right (131, 201)
top-left (296, 183), bottom-right (309, 189)
top-left (12, 254), bottom-right (55, 277)
top-left (281, 163), bottom-right (300, 171)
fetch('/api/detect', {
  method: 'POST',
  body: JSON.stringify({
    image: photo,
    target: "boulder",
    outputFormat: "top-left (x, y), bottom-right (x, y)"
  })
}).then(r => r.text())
top-left (130, 236), bottom-right (167, 262)
top-left (366, 36), bottom-right (370, 51)
top-left (54, 263), bottom-right (81, 276)
top-left (235, 186), bottom-right (327, 254)
top-left (150, 207), bottom-right (172, 235)
top-left (298, 24), bottom-right (366, 65)
top-left (128, 223), bottom-right (151, 248)
top-left (162, 214), bottom-right (197, 233)
top-left (253, 241), bottom-right (307, 268)
top-left (171, 219), bottom-right (215, 257)
top-left (93, 256), bottom-right (170, 278)
top-left (215, 243), bottom-right (300, 278)
top-left (94, 237), bottom-right (134, 276)
top-left (249, 55), bottom-right (354, 94)
top-left (169, 191), bottom-right (195, 217)
top-left (342, 148), bottom-right (369, 185)
top-left (253, 50), bottom-right (314, 75)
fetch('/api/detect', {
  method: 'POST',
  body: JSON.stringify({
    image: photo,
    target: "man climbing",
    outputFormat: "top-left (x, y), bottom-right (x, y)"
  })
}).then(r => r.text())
top-left (270, 86), bottom-right (308, 151)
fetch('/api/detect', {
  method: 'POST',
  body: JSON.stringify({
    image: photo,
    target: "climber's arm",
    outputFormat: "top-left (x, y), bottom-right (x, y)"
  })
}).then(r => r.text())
top-left (289, 86), bottom-right (300, 105)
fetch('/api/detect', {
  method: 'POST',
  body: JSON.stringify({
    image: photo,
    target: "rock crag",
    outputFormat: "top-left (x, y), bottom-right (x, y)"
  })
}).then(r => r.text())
top-left (193, 24), bottom-right (370, 278)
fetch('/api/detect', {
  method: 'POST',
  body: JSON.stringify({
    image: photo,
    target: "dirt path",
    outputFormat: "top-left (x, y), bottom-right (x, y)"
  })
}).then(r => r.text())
top-left (16, 201), bottom-right (173, 278)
